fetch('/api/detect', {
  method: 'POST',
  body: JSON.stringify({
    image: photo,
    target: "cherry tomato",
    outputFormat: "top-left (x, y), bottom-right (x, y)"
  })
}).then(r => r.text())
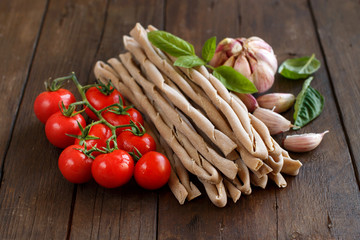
top-left (91, 149), bottom-right (134, 188)
top-left (58, 145), bottom-right (93, 184)
top-left (134, 151), bottom-right (171, 190)
top-left (102, 107), bottom-right (144, 135)
top-left (45, 112), bottom-right (86, 149)
top-left (34, 88), bottom-right (76, 123)
top-left (85, 86), bottom-right (125, 120)
top-left (74, 123), bottom-right (112, 156)
top-left (117, 131), bottom-right (156, 156)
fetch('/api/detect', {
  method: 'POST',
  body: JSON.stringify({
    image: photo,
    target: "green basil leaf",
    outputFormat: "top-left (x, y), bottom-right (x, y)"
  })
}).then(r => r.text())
top-left (173, 56), bottom-right (206, 68)
top-left (147, 30), bottom-right (195, 57)
top-left (293, 77), bottom-right (324, 129)
top-left (279, 54), bottom-right (321, 79)
top-left (202, 36), bottom-right (217, 63)
top-left (213, 66), bottom-right (258, 94)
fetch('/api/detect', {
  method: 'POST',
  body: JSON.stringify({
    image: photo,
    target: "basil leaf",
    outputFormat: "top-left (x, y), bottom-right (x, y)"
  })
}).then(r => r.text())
top-left (279, 54), bottom-right (321, 79)
top-left (174, 56), bottom-right (205, 68)
top-left (202, 36), bottom-right (216, 63)
top-left (147, 31), bottom-right (195, 57)
top-left (213, 66), bottom-right (258, 94)
top-left (293, 77), bottom-right (324, 129)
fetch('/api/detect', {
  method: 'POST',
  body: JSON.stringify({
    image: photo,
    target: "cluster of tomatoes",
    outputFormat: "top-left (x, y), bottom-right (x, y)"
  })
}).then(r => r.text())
top-left (33, 75), bottom-right (171, 190)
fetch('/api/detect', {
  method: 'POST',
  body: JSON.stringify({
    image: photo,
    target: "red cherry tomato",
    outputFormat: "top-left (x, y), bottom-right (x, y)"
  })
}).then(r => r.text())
top-left (102, 107), bottom-right (144, 135)
top-left (85, 86), bottom-right (125, 120)
top-left (91, 149), bottom-right (134, 188)
top-left (74, 123), bottom-right (112, 156)
top-left (117, 131), bottom-right (156, 156)
top-left (45, 112), bottom-right (86, 149)
top-left (134, 151), bottom-right (171, 190)
top-left (58, 145), bottom-right (93, 184)
top-left (34, 88), bottom-right (76, 123)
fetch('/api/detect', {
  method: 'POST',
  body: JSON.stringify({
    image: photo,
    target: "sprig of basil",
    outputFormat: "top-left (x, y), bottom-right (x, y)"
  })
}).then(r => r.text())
top-left (279, 54), bottom-right (321, 79)
top-left (201, 36), bottom-right (216, 63)
top-left (213, 66), bottom-right (257, 94)
top-left (147, 30), bottom-right (195, 57)
top-left (147, 31), bottom-right (257, 94)
top-left (293, 77), bottom-right (324, 129)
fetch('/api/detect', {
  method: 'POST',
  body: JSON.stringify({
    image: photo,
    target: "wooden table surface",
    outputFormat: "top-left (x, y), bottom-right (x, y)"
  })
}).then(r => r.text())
top-left (1, 0), bottom-right (360, 239)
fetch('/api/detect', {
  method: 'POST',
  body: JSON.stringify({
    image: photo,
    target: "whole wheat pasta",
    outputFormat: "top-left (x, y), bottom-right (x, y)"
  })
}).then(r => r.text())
top-left (250, 172), bottom-right (268, 189)
top-left (160, 137), bottom-right (201, 201)
top-left (223, 179), bottom-right (242, 203)
top-left (120, 52), bottom-right (238, 180)
top-left (199, 178), bottom-right (227, 208)
top-left (281, 156), bottom-right (303, 176)
top-left (268, 172), bottom-right (287, 188)
top-left (107, 58), bottom-right (220, 183)
top-left (129, 24), bottom-right (262, 157)
top-left (158, 107), bottom-right (221, 183)
top-left (234, 158), bottom-right (252, 195)
top-left (123, 36), bottom-right (237, 156)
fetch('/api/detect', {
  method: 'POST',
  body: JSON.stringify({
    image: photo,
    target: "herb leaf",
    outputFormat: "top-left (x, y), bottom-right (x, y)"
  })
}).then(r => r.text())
top-left (279, 54), bottom-right (321, 79)
top-left (293, 77), bottom-right (324, 129)
top-left (174, 56), bottom-right (206, 68)
top-left (147, 31), bottom-right (195, 57)
top-left (213, 66), bottom-right (258, 94)
top-left (202, 36), bottom-right (217, 63)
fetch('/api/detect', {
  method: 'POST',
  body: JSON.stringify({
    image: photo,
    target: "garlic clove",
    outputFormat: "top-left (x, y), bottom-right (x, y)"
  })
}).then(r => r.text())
top-left (233, 52), bottom-right (252, 80)
top-left (209, 38), bottom-right (242, 68)
top-left (233, 93), bottom-right (258, 113)
top-left (223, 55), bottom-right (236, 67)
top-left (257, 93), bottom-right (296, 113)
top-left (253, 107), bottom-right (293, 135)
top-left (283, 131), bottom-right (329, 152)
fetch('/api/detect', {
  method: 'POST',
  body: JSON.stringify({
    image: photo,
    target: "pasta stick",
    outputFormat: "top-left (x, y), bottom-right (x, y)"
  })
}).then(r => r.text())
top-left (268, 172), bottom-right (287, 188)
top-left (223, 179), bottom-right (241, 203)
top-left (250, 172), bottom-right (268, 189)
top-left (107, 58), bottom-right (219, 183)
top-left (199, 178), bottom-right (227, 208)
top-left (160, 137), bottom-right (201, 201)
top-left (120, 52), bottom-right (238, 180)
top-left (123, 36), bottom-right (237, 156)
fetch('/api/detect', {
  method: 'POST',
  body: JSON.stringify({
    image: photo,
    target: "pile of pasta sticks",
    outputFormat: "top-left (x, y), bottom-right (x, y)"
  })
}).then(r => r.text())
top-left (93, 23), bottom-right (303, 207)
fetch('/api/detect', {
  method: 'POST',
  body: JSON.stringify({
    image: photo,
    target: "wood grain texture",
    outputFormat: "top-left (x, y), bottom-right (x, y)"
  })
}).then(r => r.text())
top-left (0, 0), bottom-right (47, 179)
top-left (310, 0), bottom-right (360, 185)
top-left (69, 0), bottom-right (164, 239)
top-left (158, 0), bottom-right (277, 239)
top-left (0, 0), bottom-right (107, 239)
top-left (240, 0), bottom-right (360, 238)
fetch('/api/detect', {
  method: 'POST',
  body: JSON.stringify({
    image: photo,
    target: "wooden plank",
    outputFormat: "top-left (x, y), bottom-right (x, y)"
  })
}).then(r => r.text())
top-left (240, 0), bottom-right (360, 238)
top-left (0, 0), bottom-right (47, 178)
top-left (158, 1), bottom-right (277, 239)
top-left (310, 0), bottom-right (360, 185)
top-left (0, 0), bottom-right (108, 239)
top-left (69, 0), bottom-right (164, 239)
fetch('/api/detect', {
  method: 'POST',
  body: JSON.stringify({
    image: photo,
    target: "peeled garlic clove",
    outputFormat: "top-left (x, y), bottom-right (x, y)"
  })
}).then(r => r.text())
top-left (233, 93), bottom-right (258, 113)
top-left (283, 131), bottom-right (329, 152)
top-left (257, 93), bottom-right (296, 113)
top-left (253, 107), bottom-right (292, 135)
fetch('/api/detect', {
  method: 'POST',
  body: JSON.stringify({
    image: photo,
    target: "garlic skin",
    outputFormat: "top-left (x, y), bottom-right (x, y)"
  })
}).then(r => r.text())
top-left (257, 93), bottom-right (295, 113)
top-left (210, 37), bottom-right (278, 93)
top-left (253, 107), bottom-right (292, 135)
top-left (283, 131), bottom-right (329, 153)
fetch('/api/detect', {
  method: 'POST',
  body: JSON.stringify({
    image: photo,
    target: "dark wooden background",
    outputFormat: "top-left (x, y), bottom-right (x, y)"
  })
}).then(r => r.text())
top-left (1, 0), bottom-right (359, 239)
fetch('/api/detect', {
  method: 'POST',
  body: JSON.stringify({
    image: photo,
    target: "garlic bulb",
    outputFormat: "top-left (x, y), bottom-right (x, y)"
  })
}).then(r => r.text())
top-left (253, 107), bottom-right (292, 135)
top-left (257, 93), bottom-right (295, 113)
top-left (210, 37), bottom-right (277, 93)
top-left (283, 131), bottom-right (329, 152)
